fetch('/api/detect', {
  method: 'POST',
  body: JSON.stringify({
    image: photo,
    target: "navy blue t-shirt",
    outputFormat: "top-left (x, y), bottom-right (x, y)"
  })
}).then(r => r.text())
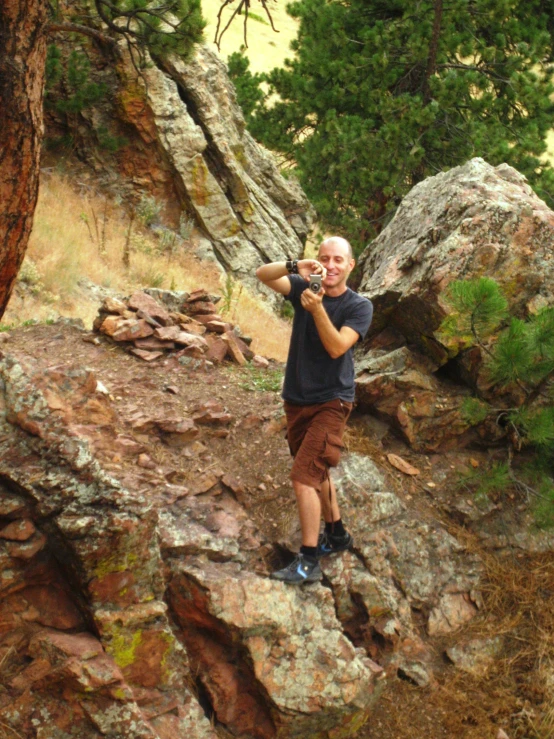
top-left (282, 275), bottom-right (373, 404)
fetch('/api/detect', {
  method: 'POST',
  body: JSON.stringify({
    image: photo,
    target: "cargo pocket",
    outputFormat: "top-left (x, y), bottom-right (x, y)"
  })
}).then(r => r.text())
top-left (322, 433), bottom-right (344, 468)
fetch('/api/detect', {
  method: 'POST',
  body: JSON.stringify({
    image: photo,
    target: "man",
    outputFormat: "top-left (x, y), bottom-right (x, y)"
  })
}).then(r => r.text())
top-left (256, 236), bottom-right (373, 584)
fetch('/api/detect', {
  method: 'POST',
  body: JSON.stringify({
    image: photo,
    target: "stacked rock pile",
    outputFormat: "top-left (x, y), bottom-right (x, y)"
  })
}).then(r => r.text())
top-left (92, 288), bottom-right (269, 367)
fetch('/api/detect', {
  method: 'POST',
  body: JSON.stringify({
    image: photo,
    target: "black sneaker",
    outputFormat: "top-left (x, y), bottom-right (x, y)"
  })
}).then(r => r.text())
top-left (270, 553), bottom-right (322, 584)
top-left (317, 531), bottom-right (353, 557)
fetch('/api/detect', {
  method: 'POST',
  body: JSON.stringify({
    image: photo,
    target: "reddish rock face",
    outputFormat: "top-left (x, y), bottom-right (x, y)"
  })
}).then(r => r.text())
top-left (0, 518), bottom-right (36, 541)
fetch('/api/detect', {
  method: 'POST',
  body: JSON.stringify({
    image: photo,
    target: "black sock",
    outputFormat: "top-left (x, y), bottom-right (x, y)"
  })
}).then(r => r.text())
top-left (325, 519), bottom-right (346, 537)
top-left (300, 545), bottom-right (317, 560)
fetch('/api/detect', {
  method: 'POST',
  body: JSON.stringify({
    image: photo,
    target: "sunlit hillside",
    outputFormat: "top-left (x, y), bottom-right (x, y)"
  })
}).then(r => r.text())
top-left (201, 0), bottom-right (299, 73)
top-left (3, 173), bottom-right (291, 361)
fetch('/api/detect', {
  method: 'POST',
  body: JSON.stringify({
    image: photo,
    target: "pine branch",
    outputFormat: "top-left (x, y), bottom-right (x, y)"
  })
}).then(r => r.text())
top-left (47, 22), bottom-right (118, 47)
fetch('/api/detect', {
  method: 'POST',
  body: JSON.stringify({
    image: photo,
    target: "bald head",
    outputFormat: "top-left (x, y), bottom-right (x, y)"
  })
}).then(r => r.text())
top-left (319, 236), bottom-right (353, 261)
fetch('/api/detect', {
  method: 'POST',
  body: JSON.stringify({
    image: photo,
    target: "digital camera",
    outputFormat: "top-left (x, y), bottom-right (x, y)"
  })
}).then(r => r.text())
top-left (309, 274), bottom-right (322, 293)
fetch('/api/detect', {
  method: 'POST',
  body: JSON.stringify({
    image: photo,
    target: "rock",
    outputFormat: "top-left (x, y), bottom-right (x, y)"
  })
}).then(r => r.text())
top-left (153, 325), bottom-right (183, 341)
top-left (66, 42), bottom-right (313, 298)
top-left (330, 453), bottom-right (483, 672)
top-left (173, 332), bottom-right (208, 350)
top-left (134, 337), bottom-right (176, 350)
top-left (131, 348), bottom-right (164, 362)
top-left (386, 453), bottom-right (420, 476)
top-left (232, 333), bottom-right (255, 361)
top-left (112, 320), bottom-right (154, 342)
top-left (155, 417), bottom-right (200, 444)
top-left (128, 291), bottom-right (171, 325)
top-left (137, 453), bottom-right (157, 470)
top-left (169, 559), bottom-right (380, 738)
top-left (205, 336), bottom-right (228, 364)
top-left (193, 313), bottom-right (225, 325)
top-left (222, 332), bottom-right (246, 366)
top-left (179, 321), bottom-right (206, 336)
top-left (204, 320), bottom-right (231, 334)
top-left (102, 297), bottom-right (128, 315)
top-left (6, 531), bottom-right (47, 559)
top-left (186, 301), bottom-right (218, 315)
top-left (427, 593), bottom-right (479, 635)
top-left (189, 471), bottom-right (222, 496)
top-left (144, 289), bottom-right (190, 313)
top-left (252, 354), bottom-right (269, 368)
top-left (113, 436), bottom-right (145, 457)
top-left (445, 636), bottom-right (503, 675)
top-left (185, 289), bottom-right (211, 303)
top-left (100, 314), bottom-right (127, 337)
top-left (192, 407), bottom-right (233, 425)
top-left (0, 518), bottom-right (36, 541)
top-left (356, 158), bottom-right (554, 449)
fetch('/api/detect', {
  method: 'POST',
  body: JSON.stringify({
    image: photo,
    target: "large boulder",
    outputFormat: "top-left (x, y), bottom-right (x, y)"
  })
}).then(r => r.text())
top-left (46, 43), bottom-right (314, 295)
top-left (355, 158), bottom-right (554, 450)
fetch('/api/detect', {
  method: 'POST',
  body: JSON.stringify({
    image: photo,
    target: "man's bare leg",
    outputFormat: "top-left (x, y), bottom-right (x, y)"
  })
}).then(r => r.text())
top-left (292, 480), bottom-right (321, 547)
top-left (318, 477), bottom-right (341, 524)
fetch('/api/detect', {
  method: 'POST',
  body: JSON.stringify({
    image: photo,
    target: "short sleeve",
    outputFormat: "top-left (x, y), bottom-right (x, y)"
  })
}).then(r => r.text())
top-left (285, 274), bottom-right (308, 306)
top-left (343, 297), bottom-right (373, 341)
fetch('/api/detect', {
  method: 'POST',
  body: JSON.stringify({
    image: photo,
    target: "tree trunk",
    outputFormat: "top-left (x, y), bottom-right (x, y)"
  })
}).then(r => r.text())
top-left (0, 1), bottom-right (47, 319)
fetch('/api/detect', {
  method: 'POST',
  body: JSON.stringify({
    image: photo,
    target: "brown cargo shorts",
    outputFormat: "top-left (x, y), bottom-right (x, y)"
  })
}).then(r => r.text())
top-left (284, 398), bottom-right (352, 489)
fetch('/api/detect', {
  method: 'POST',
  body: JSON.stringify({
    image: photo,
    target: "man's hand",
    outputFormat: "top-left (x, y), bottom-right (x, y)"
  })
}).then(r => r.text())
top-left (297, 259), bottom-right (327, 282)
top-left (300, 284), bottom-right (325, 314)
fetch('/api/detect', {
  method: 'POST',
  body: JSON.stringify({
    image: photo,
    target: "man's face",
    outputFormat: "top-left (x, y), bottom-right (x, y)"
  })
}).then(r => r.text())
top-left (318, 241), bottom-right (355, 289)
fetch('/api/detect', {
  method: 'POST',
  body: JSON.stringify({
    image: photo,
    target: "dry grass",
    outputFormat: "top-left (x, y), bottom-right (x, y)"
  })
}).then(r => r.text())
top-left (427, 542), bottom-right (554, 739)
top-left (3, 172), bottom-right (291, 360)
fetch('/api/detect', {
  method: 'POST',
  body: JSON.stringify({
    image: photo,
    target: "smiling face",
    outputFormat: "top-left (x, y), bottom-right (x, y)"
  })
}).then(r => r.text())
top-left (318, 237), bottom-right (355, 295)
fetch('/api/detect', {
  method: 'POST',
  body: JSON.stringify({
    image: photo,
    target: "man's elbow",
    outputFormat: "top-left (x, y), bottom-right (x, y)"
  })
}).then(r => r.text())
top-left (328, 345), bottom-right (347, 360)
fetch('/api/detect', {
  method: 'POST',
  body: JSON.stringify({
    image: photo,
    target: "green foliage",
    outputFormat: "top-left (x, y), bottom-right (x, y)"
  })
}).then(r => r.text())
top-left (89, 0), bottom-right (205, 60)
top-left (235, 0), bottom-right (554, 243)
top-left (220, 273), bottom-right (243, 316)
top-left (136, 194), bottom-right (162, 227)
top-left (458, 462), bottom-right (512, 504)
top-left (461, 397), bottom-right (490, 425)
top-left (510, 407), bottom-right (554, 447)
top-left (238, 365), bottom-right (284, 392)
top-left (227, 50), bottom-right (266, 126)
top-left (46, 46), bottom-right (107, 114)
top-left (488, 317), bottom-right (533, 385)
top-left (279, 299), bottom-right (294, 321)
top-left (111, 0), bottom-right (206, 58)
top-left (442, 278), bottom-right (508, 339)
top-left (445, 276), bottom-right (554, 526)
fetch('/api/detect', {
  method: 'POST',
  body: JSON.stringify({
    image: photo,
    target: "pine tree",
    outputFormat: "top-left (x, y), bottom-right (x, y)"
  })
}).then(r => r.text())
top-left (441, 277), bottom-right (554, 526)
top-left (236, 0), bottom-right (554, 250)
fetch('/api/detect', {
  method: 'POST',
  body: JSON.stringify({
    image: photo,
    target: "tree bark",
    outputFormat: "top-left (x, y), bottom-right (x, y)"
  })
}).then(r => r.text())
top-left (0, 0), bottom-right (48, 319)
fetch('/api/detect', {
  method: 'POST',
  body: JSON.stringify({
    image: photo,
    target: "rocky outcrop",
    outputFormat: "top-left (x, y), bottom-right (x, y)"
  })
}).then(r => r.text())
top-left (0, 327), bottom-right (488, 737)
top-left (46, 41), bottom-right (313, 294)
top-left (356, 158), bottom-right (554, 450)
top-left (0, 353), bottom-right (382, 738)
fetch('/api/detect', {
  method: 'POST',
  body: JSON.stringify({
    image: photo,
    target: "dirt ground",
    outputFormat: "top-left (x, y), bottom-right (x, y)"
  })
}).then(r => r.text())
top-left (2, 320), bottom-right (553, 739)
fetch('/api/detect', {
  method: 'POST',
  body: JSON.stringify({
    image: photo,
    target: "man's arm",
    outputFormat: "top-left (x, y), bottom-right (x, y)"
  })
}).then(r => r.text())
top-left (312, 305), bottom-right (359, 359)
top-left (256, 259), bottom-right (326, 296)
top-left (300, 288), bottom-right (360, 359)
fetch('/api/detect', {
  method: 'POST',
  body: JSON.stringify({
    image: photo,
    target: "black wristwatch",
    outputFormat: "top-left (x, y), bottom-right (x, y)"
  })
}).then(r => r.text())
top-left (286, 259), bottom-right (299, 274)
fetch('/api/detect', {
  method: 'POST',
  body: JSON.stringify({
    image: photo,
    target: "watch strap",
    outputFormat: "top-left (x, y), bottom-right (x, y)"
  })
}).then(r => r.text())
top-left (286, 259), bottom-right (299, 274)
